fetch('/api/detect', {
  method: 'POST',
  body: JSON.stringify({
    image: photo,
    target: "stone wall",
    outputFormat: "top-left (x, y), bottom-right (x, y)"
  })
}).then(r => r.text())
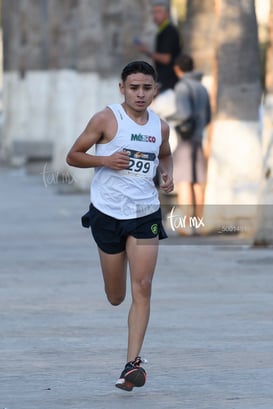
top-left (2, 0), bottom-right (155, 75)
top-left (1, 0), bottom-right (158, 189)
top-left (2, 69), bottom-right (124, 188)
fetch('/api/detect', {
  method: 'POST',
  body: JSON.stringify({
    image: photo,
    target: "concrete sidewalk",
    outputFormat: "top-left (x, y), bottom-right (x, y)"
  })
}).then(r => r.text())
top-left (1, 166), bottom-right (273, 409)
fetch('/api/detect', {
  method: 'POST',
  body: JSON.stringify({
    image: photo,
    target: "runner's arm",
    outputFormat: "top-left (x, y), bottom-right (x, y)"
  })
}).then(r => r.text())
top-left (158, 120), bottom-right (174, 193)
top-left (66, 110), bottom-right (129, 170)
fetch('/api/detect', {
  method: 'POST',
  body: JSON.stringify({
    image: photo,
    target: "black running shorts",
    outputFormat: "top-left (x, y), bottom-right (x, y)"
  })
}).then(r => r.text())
top-left (82, 203), bottom-right (167, 254)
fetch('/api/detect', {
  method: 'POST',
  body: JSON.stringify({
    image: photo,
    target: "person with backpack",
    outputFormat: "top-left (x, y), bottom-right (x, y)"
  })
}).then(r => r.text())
top-left (172, 54), bottom-right (211, 235)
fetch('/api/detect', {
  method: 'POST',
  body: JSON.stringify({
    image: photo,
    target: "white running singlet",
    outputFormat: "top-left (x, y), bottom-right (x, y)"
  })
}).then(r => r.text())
top-left (90, 104), bottom-right (162, 219)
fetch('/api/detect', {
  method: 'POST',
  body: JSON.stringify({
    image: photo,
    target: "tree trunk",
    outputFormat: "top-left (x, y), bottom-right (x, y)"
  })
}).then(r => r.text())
top-left (181, 0), bottom-right (217, 163)
top-left (265, 0), bottom-right (273, 93)
top-left (183, 0), bottom-right (216, 76)
top-left (253, 0), bottom-right (273, 246)
top-left (205, 0), bottom-right (263, 235)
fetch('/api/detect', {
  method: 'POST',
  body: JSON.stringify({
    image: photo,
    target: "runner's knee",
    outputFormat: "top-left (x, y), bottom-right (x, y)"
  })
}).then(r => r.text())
top-left (105, 290), bottom-right (126, 306)
top-left (132, 278), bottom-right (152, 300)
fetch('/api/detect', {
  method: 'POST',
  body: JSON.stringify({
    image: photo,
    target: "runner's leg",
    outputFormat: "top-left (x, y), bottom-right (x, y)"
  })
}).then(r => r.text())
top-left (98, 249), bottom-right (127, 306)
top-left (193, 183), bottom-right (205, 219)
top-left (125, 236), bottom-right (158, 361)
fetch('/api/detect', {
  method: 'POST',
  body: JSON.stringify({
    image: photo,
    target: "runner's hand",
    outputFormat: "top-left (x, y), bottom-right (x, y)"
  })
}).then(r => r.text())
top-left (159, 173), bottom-right (174, 193)
top-left (103, 151), bottom-right (130, 170)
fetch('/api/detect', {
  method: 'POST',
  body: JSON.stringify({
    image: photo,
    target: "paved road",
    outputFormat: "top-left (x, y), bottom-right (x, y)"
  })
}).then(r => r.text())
top-left (1, 166), bottom-right (273, 409)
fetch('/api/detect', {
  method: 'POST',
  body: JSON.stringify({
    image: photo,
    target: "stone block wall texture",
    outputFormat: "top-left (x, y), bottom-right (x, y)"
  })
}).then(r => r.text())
top-left (2, 0), bottom-right (156, 75)
top-left (1, 0), bottom-right (158, 180)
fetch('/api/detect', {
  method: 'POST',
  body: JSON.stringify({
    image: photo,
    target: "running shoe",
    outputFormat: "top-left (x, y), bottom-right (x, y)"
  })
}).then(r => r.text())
top-left (115, 356), bottom-right (147, 391)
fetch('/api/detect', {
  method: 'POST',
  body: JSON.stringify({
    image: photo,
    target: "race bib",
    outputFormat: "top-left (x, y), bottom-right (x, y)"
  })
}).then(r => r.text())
top-left (121, 149), bottom-right (156, 178)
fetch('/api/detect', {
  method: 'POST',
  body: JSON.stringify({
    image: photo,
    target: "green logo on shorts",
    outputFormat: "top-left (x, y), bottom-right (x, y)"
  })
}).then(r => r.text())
top-left (151, 224), bottom-right (158, 235)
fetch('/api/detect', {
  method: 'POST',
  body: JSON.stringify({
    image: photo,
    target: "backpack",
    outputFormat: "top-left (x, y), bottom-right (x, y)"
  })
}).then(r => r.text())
top-left (175, 80), bottom-right (196, 141)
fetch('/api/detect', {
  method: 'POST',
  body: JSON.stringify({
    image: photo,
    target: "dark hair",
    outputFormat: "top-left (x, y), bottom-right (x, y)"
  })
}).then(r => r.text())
top-left (121, 61), bottom-right (157, 82)
top-left (175, 54), bottom-right (194, 72)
